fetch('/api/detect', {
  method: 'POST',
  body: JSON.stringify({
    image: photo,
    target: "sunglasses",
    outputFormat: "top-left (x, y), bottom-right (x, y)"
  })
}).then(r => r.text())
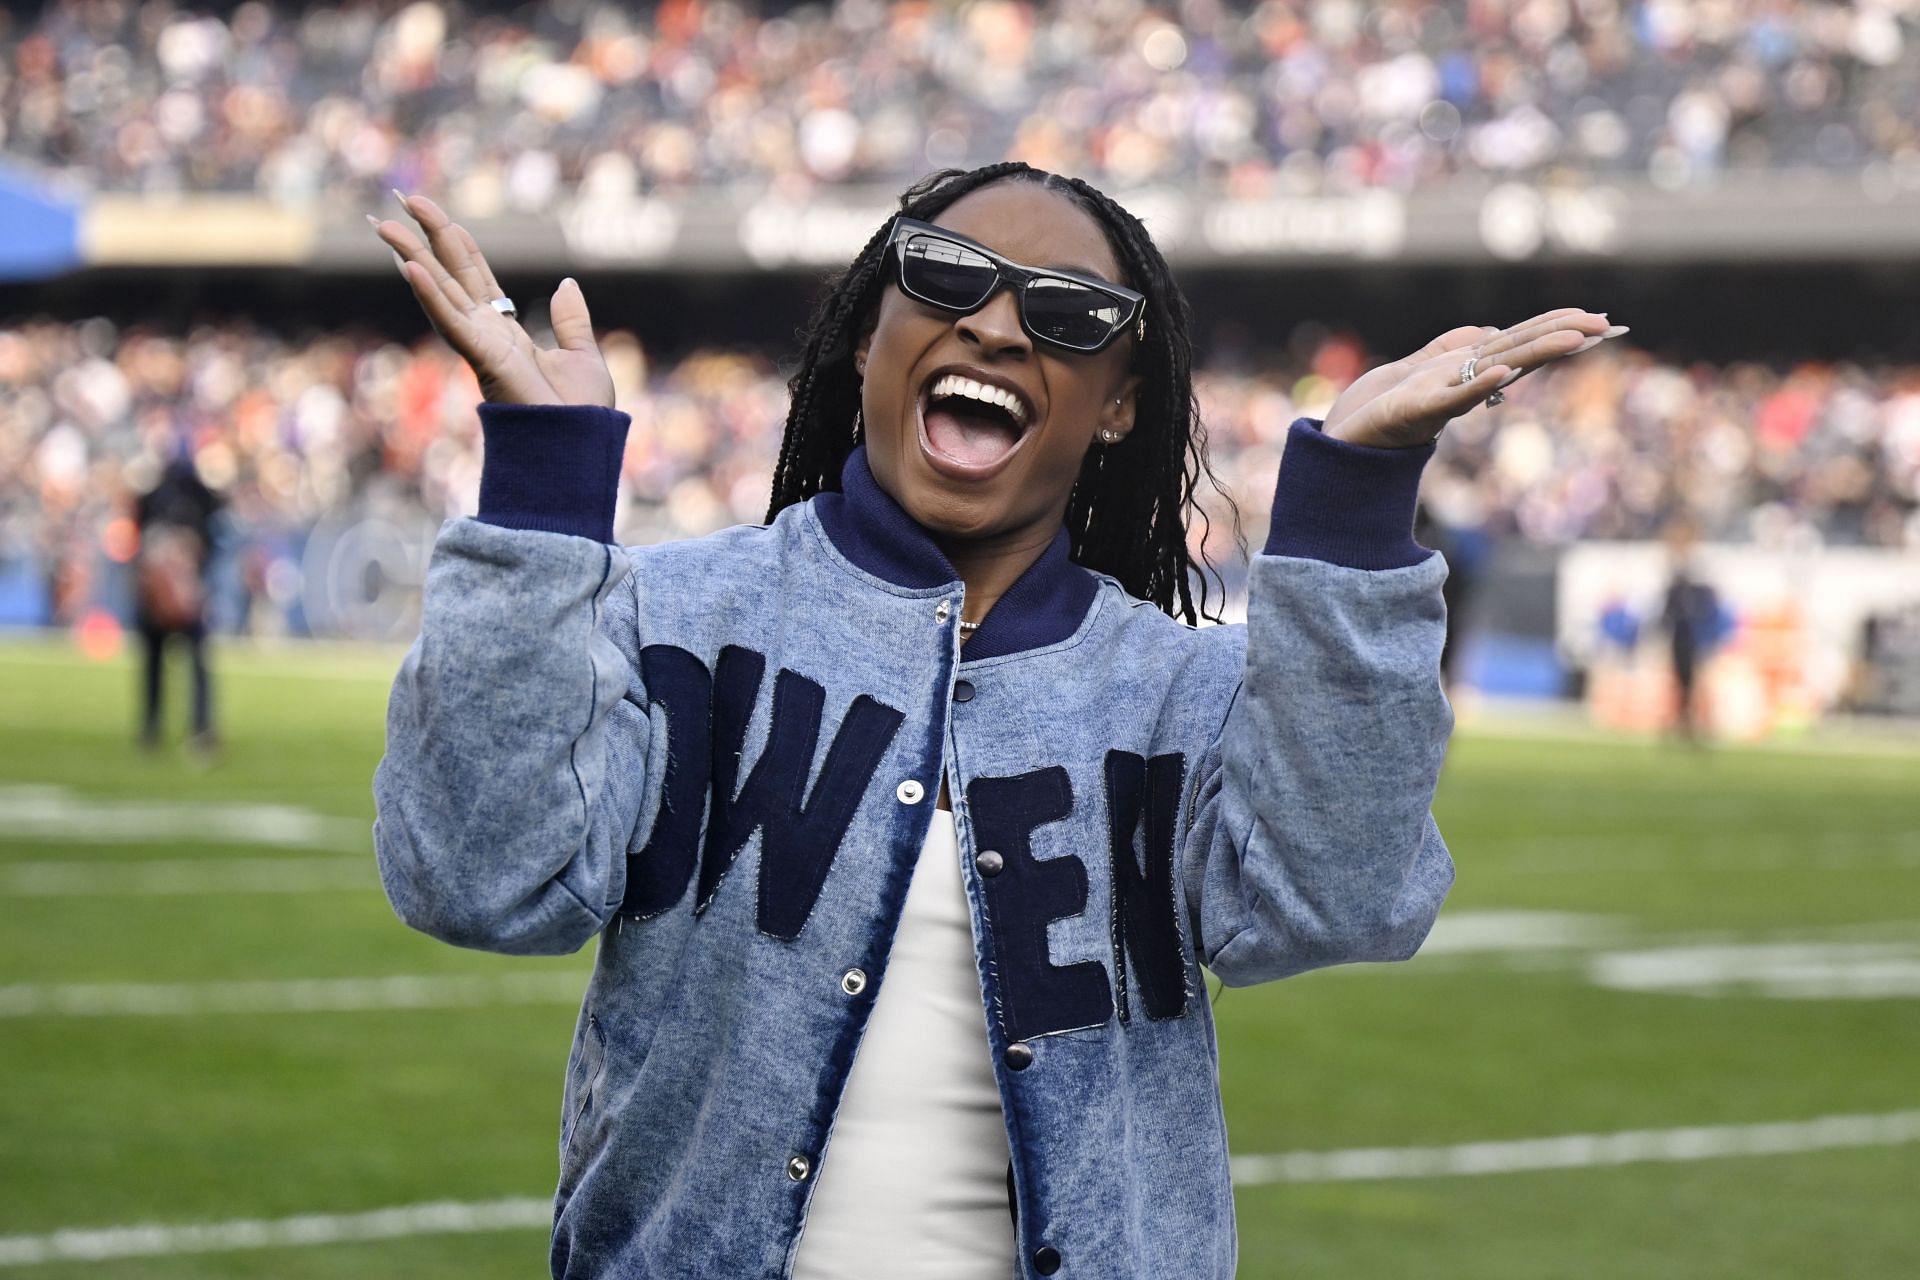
top-left (885, 217), bottom-right (1147, 355)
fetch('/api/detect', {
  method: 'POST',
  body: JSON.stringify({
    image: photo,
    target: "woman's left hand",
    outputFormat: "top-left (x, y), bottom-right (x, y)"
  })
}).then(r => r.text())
top-left (1321, 309), bottom-right (1628, 450)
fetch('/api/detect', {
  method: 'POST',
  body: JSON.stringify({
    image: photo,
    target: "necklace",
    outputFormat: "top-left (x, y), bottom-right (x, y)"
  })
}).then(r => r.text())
top-left (958, 621), bottom-right (980, 634)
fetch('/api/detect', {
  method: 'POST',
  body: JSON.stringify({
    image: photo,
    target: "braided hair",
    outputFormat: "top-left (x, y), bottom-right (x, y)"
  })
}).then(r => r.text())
top-left (767, 162), bottom-right (1238, 625)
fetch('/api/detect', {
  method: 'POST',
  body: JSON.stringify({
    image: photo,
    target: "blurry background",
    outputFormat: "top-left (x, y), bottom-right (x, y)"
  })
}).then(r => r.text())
top-left (1, 0), bottom-right (1916, 1276)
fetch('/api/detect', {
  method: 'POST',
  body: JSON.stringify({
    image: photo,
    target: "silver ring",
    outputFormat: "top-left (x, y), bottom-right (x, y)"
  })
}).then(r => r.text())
top-left (1458, 355), bottom-right (1479, 386)
top-left (490, 297), bottom-right (518, 319)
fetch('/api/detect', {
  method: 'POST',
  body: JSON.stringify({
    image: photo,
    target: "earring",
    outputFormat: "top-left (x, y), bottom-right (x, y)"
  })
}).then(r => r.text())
top-left (853, 408), bottom-right (864, 438)
top-left (1099, 428), bottom-right (1122, 444)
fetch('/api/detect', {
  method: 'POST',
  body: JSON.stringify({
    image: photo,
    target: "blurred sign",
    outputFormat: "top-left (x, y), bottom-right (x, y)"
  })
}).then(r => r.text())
top-left (0, 162), bottom-right (81, 282)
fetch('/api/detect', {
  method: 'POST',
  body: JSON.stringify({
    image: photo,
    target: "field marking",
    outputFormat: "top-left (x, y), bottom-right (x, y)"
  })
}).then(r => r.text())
top-left (1590, 941), bottom-right (1920, 999)
top-left (0, 972), bottom-right (585, 1018)
top-left (0, 857), bottom-right (371, 896)
top-left (4, 1110), bottom-right (1916, 1265)
top-left (0, 785), bottom-right (366, 851)
top-left (1230, 1108), bottom-right (1920, 1185)
top-left (0, 1197), bottom-right (552, 1267)
top-left (1414, 910), bottom-right (1624, 955)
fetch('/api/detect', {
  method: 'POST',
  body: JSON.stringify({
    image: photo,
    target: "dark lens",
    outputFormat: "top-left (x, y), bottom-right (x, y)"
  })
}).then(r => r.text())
top-left (900, 234), bottom-right (997, 311)
top-left (1022, 277), bottom-right (1126, 351)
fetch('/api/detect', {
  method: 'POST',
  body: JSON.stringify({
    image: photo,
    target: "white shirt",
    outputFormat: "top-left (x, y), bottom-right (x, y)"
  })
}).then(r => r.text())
top-left (791, 808), bottom-right (1016, 1278)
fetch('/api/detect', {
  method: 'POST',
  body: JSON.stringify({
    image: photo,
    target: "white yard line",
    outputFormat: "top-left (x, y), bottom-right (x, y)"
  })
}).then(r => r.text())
top-left (0, 972), bottom-right (585, 1018)
top-left (0, 857), bottom-right (371, 896)
top-left (4, 1111), bottom-right (1915, 1265)
top-left (1230, 1109), bottom-right (1920, 1185)
top-left (0, 785), bottom-right (366, 851)
top-left (0, 1198), bottom-right (552, 1267)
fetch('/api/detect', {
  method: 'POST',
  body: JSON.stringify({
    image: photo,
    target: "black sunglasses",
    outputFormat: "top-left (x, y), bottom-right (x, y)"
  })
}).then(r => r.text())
top-left (885, 217), bottom-right (1146, 355)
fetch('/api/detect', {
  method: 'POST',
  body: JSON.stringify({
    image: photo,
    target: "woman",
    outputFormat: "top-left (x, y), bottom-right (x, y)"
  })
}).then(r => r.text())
top-left (370, 162), bottom-right (1622, 1279)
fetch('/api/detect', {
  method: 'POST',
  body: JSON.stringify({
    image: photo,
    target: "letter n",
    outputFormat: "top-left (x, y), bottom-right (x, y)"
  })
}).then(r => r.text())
top-left (1105, 750), bottom-right (1191, 1022)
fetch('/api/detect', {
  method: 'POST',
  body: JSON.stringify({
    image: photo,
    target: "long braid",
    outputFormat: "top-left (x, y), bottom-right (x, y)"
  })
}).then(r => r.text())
top-left (768, 162), bottom-right (1239, 625)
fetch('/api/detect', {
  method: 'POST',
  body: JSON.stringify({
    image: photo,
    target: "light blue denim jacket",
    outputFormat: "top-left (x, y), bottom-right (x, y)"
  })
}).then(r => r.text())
top-left (373, 404), bottom-right (1455, 1280)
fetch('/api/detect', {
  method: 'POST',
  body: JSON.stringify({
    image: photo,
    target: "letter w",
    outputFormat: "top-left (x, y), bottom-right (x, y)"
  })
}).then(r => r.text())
top-left (699, 645), bottom-right (905, 940)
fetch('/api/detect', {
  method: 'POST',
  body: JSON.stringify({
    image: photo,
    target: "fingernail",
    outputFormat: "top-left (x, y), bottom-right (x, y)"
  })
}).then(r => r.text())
top-left (1604, 324), bottom-right (1630, 337)
top-left (392, 188), bottom-right (410, 209)
top-left (561, 276), bottom-right (577, 290)
top-left (391, 249), bottom-right (408, 272)
top-left (365, 214), bottom-right (382, 228)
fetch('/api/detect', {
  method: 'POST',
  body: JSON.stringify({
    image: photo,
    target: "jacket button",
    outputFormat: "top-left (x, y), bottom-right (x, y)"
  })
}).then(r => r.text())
top-left (1032, 1245), bottom-right (1061, 1274)
top-left (787, 1155), bottom-right (811, 1182)
top-left (896, 779), bottom-right (924, 805)
top-left (974, 849), bottom-right (1005, 877)
top-left (840, 968), bottom-right (868, 996)
top-left (1003, 1041), bottom-right (1034, 1071)
top-left (952, 679), bottom-right (975, 703)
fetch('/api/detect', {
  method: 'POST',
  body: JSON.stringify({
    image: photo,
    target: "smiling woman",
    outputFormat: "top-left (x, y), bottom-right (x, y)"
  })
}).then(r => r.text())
top-left (366, 162), bottom-right (1622, 1280)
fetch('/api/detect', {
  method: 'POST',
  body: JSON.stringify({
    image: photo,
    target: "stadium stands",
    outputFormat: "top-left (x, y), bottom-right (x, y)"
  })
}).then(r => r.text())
top-left (5, 0), bottom-right (1918, 206)
top-left (3, 315), bottom-right (1915, 634)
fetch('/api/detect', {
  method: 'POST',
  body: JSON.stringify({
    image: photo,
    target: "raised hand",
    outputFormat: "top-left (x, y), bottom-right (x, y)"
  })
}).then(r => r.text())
top-left (368, 192), bottom-right (615, 409)
top-left (1322, 308), bottom-right (1628, 450)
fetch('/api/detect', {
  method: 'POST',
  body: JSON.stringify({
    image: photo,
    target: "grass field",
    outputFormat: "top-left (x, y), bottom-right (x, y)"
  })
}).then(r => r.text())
top-left (1, 636), bottom-right (1916, 1278)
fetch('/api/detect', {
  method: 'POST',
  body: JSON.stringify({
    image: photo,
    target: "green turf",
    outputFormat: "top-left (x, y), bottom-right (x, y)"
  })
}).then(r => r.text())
top-left (2, 638), bottom-right (1916, 1277)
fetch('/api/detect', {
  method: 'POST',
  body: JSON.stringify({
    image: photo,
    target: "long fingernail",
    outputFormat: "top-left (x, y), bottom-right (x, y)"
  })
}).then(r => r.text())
top-left (1604, 324), bottom-right (1630, 337)
top-left (365, 214), bottom-right (382, 229)
top-left (392, 188), bottom-right (410, 209)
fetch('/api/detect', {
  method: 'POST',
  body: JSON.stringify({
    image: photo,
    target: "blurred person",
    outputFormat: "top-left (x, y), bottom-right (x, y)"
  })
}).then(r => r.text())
top-left (132, 454), bottom-right (223, 753)
top-left (1660, 515), bottom-right (1726, 742)
top-left (367, 163), bottom-right (1623, 1278)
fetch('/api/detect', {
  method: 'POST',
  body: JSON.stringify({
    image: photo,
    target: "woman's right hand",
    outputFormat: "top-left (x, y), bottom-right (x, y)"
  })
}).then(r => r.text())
top-left (369, 191), bottom-right (615, 409)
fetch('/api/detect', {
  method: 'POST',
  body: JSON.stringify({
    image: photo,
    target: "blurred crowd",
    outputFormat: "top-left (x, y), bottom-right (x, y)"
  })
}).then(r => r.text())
top-left (3, 314), bottom-right (1916, 634)
top-left (5, 0), bottom-right (1919, 210)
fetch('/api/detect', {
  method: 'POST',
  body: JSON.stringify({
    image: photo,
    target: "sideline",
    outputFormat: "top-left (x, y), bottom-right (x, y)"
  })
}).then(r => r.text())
top-left (4, 1110), bottom-right (1916, 1265)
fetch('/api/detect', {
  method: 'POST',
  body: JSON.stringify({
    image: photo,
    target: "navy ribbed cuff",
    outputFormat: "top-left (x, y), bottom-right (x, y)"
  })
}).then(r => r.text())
top-left (476, 403), bottom-right (631, 544)
top-left (1262, 417), bottom-right (1434, 570)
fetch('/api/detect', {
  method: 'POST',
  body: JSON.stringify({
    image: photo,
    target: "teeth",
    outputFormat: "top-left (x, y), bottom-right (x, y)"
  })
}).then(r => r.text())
top-left (928, 373), bottom-right (1027, 428)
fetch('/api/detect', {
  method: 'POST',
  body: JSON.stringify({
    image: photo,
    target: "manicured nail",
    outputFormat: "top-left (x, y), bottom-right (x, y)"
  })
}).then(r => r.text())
top-left (392, 188), bottom-right (410, 209)
top-left (1604, 324), bottom-right (1630, 337)
top-left (561, 276), bottom-right (577, 290)
top-left (365, 214), bottom-right (382, 228)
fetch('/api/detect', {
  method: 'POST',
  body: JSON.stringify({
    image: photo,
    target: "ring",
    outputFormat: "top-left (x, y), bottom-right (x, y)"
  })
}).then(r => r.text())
top-left (1486, 388), bottom-right (1507, 407)
top-left (490, 297), bottom-right (518, 319)
top-left (1458, 355), bottom-right (1479, 386)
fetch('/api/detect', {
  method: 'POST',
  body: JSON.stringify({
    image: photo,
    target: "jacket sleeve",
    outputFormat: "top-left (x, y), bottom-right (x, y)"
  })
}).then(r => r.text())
top-left (1184, 417), bottom-right (1456, 987)
top-left (373, 404), bottom-right (650, 956)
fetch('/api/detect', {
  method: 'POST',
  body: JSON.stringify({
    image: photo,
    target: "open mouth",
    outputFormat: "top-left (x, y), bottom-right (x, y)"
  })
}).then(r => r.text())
top-left (918, 372), bottom-right (1034, 476)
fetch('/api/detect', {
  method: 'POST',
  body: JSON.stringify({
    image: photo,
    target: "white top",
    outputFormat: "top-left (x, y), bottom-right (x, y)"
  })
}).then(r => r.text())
top-left (791, 808), bottom-right (1016, 1278)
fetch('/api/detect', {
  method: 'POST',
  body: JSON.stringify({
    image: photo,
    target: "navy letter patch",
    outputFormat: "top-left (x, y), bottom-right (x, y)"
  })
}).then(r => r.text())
top-left (968, 767), bottom-right (1113, 1042)
top-left (1105, 750), bottom-right (1191, 1022)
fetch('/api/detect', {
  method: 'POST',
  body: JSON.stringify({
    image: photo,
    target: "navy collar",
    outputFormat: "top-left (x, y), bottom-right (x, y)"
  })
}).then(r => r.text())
top-left (811, 446), bottom-right (1099, 660)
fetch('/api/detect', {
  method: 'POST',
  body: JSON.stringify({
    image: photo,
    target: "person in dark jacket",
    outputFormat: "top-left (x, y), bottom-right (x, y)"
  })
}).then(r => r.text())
top-left (133, 454), bottom-right (223, 752)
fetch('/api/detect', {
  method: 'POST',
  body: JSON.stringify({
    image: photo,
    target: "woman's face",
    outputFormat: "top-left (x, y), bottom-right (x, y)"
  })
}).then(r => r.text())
top-left (853, 181), bottom-right (1141, 547)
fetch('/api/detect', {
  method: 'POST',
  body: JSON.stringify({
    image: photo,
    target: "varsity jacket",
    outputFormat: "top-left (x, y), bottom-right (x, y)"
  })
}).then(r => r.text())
top-left (372, 404), bottom-right (1456, 1280)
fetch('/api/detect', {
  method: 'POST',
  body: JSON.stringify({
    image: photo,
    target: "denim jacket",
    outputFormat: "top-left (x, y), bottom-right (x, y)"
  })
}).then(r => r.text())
top-left (373, 404), bottom-right (1456, 1280)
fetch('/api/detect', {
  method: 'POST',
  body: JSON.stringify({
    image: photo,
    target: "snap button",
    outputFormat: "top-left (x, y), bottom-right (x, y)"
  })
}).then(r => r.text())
top-left (974, 849), bottom-right (1004, 877)
top-left (840, 968), bottom-right (868, 996)
top-left (896, 779), bottom-right (925, 805)
top-left (1032, 1244), bottom-right (1061, 1274)
top-left (934, 599), bottom-right (951, 624)
top-left (787, 1154), bottom-right (811, 1182)
top-left (1003, 1041), bottom-right (1034, 1071)
top-left (952, 679), bottom-right (975, 703)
